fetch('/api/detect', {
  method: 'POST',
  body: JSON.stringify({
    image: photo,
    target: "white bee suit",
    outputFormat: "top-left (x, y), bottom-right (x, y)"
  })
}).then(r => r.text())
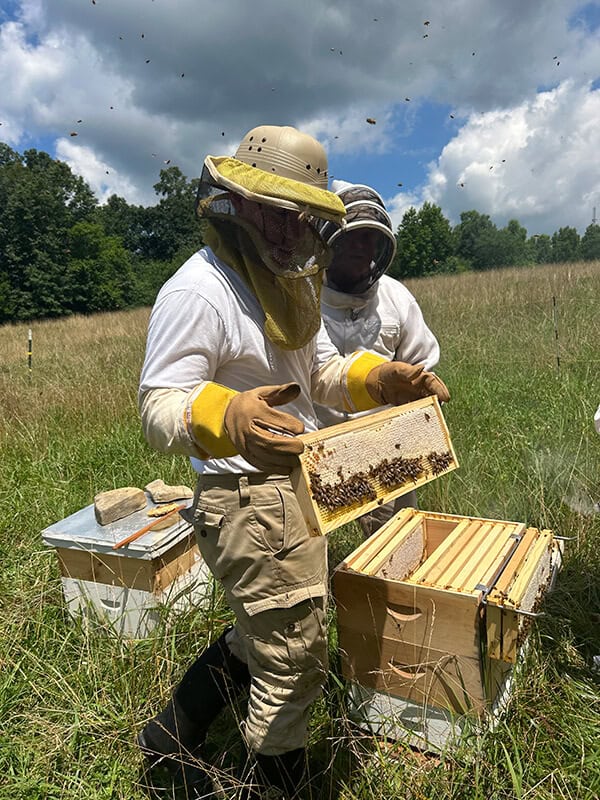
top-left (139, 248), bottom-right (358, 474)
top-left (139, 246), bottom-right (378, 755)
top-left (315, 274), bottom-right (440, 428)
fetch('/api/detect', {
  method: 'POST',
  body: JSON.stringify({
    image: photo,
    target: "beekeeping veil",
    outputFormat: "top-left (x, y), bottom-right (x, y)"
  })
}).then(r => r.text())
top-left (196, 126), bottom-right (346, 350)
top-left (315, 181), bottom-right (397, 293)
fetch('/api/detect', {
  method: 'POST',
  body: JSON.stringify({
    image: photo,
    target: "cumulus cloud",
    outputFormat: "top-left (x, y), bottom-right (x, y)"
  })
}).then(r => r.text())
top-left (55, 138), bottom-right (142, 204)
top-left (0, 20), bottom-right (66, 141)
top-left (0, 0), bottom-right (599, 232)
top-left (419, 81), bottom-right (600, 234)
top-left (301, 106), bottom-right (400, 159)
top-left (385, 190), bottom-right (424, 231)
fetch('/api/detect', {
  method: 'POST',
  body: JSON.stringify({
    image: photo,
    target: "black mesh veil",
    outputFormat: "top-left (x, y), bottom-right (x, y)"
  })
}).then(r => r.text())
top-left (314, 184), bottom-right (397, 292)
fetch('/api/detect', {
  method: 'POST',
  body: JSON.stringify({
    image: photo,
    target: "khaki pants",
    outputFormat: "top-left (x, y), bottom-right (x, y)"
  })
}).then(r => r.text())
top-left (189, 473), bottom-right (328, 756)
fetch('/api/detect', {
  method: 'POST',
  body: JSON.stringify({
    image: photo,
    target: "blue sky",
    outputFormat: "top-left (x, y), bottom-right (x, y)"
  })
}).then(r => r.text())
top-left (327, 100), bottom-right (460, 199)
top-left (1, 1), bottom-right (599, 235)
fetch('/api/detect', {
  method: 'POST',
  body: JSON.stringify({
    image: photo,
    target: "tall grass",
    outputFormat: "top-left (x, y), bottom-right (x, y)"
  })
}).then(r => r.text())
top-left (0, 261), bottom-right (599, 799)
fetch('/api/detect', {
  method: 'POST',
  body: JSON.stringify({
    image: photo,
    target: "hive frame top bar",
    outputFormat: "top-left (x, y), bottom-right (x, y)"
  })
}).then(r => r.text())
top-left (337, 506), bottom-right (560, 608)
top-left (299, 396), bottom-right (448, 446)
top-left (291, 396), bottom-right (458, 536)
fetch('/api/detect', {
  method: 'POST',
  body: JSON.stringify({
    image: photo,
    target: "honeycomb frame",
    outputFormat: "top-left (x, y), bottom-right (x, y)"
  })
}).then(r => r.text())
top-left (291, 396), bottom-right (458, 536)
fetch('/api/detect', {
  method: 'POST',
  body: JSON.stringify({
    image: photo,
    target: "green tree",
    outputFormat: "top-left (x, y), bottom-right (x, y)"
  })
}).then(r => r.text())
top-left (139, 166), bottom-right (203, 262)
top-left (390, 207), bottom-right (420, 279)
top-left (580, 223), bottom-right (600, 260)
top-left (453, 213), bottom-right (534, 270)
top-left (453, 210), bottom-right (497, 269)
top-left (390, 203), bottom-right (454, 279)
top-left (66, 222), bottom-right (136, 313)
top-left (551, 226), bottom-right (580, 263)
top-left (501, 219), bottom-right (532, 266)
top-left (0, 142), bottom-right (21, 167)
top-left (0, 147), bottom-right (97, 321)
top-left (530, 234), bottom-right (553, 264)
top-left (471, 227), bottom-right (507, 269)
top-left (96, 194), bottom-right (146, 255)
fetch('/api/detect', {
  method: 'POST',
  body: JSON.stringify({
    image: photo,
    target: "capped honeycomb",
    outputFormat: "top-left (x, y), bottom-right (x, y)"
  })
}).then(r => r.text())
top-left (291, 396), bottom-right (458, 535)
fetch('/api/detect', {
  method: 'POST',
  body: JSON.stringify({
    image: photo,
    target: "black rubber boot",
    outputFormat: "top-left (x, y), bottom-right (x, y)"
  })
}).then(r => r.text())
top-left (175, 626), bottom-right (251, 728)
top-left (250, 747), bottom-right (306, 800)
top-left (138, 627), bottom-right (251, 794)
top-left (138, 694), bottom-right (202, 768)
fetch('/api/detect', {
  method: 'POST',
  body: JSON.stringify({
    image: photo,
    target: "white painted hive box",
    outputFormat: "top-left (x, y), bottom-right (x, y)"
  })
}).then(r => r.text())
top-left (291, 396), bottom-right (458, 536)
top-left (333, 507), bottom-right (563, 727)
top-left (42, 495), bottom-right (212, 638)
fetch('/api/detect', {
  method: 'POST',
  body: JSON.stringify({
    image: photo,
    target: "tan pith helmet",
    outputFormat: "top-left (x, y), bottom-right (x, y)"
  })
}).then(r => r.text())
top-left (235, 125), bottom-right (329, 188)
top-left (201, 125), bottom-right (346, 223)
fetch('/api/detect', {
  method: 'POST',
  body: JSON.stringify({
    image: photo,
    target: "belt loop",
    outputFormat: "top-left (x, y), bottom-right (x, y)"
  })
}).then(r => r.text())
top-left (239, 475), bottom-right (250, 505)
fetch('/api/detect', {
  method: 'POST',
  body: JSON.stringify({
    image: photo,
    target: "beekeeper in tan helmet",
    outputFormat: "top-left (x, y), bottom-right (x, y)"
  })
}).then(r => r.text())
top-left (138, 125), bottom-right (449, 799)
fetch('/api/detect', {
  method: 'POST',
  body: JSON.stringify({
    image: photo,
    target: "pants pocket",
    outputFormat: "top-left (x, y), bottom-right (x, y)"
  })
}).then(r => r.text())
top-left (247, 599), bottom-right (328, 681)
top-left (192, 505), bottom-right (227, 579)
top-left (249, 486), bottom-right (285, 554)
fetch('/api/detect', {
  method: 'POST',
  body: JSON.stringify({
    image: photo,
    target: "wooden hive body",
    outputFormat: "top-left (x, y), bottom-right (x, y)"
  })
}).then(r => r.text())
top-left (291, 396), bottom-right (458, 536)
top-left (41, 497), bottom-right (212, 638)
top-left (333, 508), bottom-right (562, 717)
top-left (53, 532), bottom-right (199, 595)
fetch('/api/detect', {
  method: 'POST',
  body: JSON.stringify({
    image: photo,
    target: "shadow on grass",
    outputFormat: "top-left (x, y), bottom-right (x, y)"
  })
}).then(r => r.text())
top-left (538, 509), bottom-right (600, 675)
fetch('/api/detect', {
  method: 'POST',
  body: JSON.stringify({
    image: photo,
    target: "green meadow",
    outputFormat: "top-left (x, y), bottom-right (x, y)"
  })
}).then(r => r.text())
top-left (1, 260), bottom-right (599, 799)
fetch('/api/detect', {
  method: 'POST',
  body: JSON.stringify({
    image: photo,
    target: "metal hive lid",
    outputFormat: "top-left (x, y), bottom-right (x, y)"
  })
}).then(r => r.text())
top-left (41, 494), bottom-right (194, 559)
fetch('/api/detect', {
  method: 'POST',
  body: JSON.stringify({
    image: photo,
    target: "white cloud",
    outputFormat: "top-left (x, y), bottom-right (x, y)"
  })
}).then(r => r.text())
top-left (0, 0), bottom-right (598, 235)
top-left (55, 138), bottom-right (142, 204)
top-left (0, 20), bottom-right (65, 140)
top-left (0, 12), bottom-right (212, 204)
top-left (385, 190), bottom-right (424, 232)
top-left (301, 107), bottom-right (399, 159)
top-left (422, 81), bottom-right (600, 234)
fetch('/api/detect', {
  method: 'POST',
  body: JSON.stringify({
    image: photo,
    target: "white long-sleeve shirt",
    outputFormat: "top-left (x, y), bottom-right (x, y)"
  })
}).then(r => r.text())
top-left (139, 247), bottom-right (364, 474)
top-left (315, 274), bottom-right (440, 427)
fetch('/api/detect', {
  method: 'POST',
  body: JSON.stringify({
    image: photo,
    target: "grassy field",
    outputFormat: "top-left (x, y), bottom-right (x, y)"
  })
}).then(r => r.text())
top-left (1, 260), bottom-right (599, 799)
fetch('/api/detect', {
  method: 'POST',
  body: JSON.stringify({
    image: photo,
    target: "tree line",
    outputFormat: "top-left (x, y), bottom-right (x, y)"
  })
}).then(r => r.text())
top-left (0, 144), bottom-right (202, 323)
top-left (1, 144), bottom-right (599, 323)
top-left (388, 203), bottom-right (600, 280)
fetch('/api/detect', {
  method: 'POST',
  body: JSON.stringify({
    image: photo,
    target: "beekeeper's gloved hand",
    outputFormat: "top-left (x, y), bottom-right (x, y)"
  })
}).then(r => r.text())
top-left (223, 383), bottom-right (305, 473)
top-left (365, 361), bottom-right (450, 406)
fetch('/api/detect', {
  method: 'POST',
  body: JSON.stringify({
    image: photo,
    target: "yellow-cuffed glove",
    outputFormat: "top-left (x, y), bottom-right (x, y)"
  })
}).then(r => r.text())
top-left (365, 361), bottom-right (450, 406)
top-left (223, 383), bottom-right (305, 473)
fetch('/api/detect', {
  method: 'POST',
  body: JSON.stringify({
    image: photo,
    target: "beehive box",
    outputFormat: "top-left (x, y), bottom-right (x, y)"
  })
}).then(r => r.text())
top-left (42, 496), bottom-right (212, 638)
top-left (333, 507), bottom-right (563, 748)
top-left (291, 396), bottom-right (457, 535)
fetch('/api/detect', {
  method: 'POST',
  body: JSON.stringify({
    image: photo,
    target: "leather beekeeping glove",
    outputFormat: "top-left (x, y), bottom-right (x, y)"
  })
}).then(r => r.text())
top-left (365, 361), bottom-right (450, 406)
top-left (223, 383), bottom-right (305, 473)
